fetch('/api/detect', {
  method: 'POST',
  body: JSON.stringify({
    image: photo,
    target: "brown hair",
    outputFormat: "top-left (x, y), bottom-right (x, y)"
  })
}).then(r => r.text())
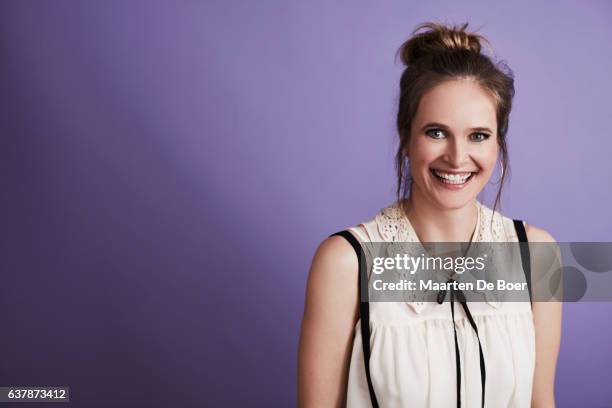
top-left (395, 22), bottom-right (515, 214)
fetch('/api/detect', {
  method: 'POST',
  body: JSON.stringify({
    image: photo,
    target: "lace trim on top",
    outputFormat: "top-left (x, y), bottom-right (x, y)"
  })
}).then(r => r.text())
top-left (372, 201), bottom-right (515, 312)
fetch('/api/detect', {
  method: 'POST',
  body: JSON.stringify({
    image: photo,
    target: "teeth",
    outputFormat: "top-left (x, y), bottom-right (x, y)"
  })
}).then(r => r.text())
top-left (433, 170), bottom-right (472, 184)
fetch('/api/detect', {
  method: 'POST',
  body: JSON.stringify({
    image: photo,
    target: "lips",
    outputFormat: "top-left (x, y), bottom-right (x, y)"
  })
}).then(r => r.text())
top-left (430, 169), bottom-right (477, 186)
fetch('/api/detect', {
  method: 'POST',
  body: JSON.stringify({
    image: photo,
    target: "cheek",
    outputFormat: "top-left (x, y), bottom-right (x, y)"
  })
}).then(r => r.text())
top-left (474, 146), bottom-right (499, 174)
top-left (409, 141), bottom-right (444, 168)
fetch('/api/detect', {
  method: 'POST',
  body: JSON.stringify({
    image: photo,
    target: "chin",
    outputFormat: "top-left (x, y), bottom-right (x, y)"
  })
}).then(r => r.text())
top-left (423, 169), bottom-right (489, 209)
top-left (431, 195), bottom-right (476, 210)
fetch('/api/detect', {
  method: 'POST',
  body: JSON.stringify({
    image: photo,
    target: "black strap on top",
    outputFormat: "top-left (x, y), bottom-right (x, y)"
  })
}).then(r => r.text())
top-left (330, 230), bottom-right (379, 408)
top-left (513, 219), bottom-right (532, 304)
top-left (437, 280), bottom-right (486, 408)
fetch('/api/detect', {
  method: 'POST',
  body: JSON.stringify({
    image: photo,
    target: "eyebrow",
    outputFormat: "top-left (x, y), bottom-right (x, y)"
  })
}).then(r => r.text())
top-left (421, 122), bottom-right (494, 133)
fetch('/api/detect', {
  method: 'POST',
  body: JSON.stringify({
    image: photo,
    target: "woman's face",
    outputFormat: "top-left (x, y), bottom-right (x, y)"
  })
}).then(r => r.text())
top-left (407, 79), bottom-right (499, 210)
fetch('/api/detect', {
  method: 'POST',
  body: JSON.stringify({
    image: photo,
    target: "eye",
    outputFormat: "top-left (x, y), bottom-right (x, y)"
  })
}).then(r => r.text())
top-left (425, 128), bottom-right (446, 139)
top-left (470, 132), bottom-right (490, 142)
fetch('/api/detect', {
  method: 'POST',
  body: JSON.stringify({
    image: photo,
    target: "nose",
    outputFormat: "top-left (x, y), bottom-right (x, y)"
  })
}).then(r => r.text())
top-left (444, 137), bottom-right (470, 168)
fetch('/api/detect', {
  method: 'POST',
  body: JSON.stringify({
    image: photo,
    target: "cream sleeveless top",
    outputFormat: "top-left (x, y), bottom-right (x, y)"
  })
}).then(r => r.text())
top-left (345, 201), bottom-right (535, 407)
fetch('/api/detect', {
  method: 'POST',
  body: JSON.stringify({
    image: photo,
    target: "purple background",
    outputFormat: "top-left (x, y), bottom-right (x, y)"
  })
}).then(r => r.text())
top-left (1, 1), bottom-right (611, 407)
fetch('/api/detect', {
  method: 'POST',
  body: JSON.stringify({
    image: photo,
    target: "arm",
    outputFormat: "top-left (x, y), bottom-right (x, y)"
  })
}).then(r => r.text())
top-left (297, 235), bottom-right (359, 407)
top-left (525, 224), bottom-right (562, 408)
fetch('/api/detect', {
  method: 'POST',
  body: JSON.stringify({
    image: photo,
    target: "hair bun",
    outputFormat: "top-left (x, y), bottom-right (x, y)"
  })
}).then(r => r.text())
top-left (397, 22), bottom-right (487, 66)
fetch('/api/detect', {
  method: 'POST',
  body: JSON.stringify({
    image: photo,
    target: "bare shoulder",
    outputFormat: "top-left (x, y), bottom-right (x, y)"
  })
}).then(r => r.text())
top-left (299, 231), bottom-right (363, 406)
top-left (516, 222), bottom-right (562, 393)
top-left (311, 236), bottom-right (359, 279)
top-left (305, 225), bottom-right (371, 307)
top-left (524, 223), bottom-right (557, 243)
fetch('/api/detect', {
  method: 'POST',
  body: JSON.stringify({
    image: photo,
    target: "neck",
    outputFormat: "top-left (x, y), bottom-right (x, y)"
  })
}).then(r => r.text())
top-left (402, 189), bottom-right (479, 243)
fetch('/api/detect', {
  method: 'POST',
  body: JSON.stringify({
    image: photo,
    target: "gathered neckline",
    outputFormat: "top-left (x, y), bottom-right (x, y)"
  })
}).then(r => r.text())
top-left (374, 200), bottom-right (492, 243)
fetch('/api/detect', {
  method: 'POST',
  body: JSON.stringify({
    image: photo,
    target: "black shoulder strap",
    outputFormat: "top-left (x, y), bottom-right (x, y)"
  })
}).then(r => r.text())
top-left (512, 220), bottom-right (532, 305)
top-left (330, 230), bottom-right (379, 408)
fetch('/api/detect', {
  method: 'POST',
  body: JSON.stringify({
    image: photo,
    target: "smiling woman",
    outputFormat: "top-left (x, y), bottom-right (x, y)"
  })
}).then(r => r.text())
top-left (298, 22), bottom-right (561, 408)
top-left (408, 79), bottom-right (499, 207)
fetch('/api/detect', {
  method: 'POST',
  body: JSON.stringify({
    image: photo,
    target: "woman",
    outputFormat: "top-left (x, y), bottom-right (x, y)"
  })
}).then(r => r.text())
top-left (298, 22), bottom-right (561, 407)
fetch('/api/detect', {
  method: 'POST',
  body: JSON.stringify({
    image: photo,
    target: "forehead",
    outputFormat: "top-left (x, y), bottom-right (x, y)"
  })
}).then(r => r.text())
top-left (414, 79), bottom-right (497, 129)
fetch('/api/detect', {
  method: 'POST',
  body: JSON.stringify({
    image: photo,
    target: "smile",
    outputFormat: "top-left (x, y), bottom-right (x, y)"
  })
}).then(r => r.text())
top-left (430, 169), bottom-right (477, 187)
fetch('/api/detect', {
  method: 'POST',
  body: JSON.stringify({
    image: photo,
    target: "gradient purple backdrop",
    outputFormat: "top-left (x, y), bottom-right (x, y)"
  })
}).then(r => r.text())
top-left (1, 1), bottom-right (611, 407)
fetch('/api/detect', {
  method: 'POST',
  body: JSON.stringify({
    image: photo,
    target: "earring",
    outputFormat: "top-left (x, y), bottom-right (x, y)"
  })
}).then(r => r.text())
top-left (491, 161), bottom-right (505, 184)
